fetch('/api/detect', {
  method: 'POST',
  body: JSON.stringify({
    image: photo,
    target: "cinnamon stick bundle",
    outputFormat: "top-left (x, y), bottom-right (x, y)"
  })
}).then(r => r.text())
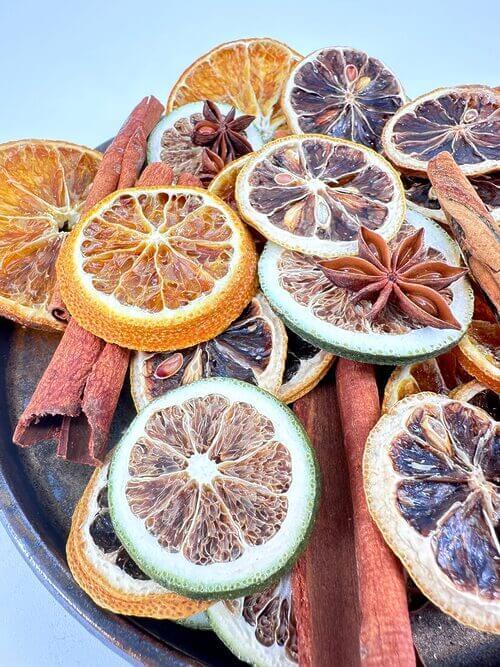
top-left (428, 152), bottom-right (500, 316)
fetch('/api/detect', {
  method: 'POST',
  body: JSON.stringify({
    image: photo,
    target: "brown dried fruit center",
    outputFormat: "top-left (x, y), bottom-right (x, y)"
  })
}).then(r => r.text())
top-left (125, 395), bottom-right (292, 565)
top-left (81, 192), bottom-right (234, 312)
top-left (389, 401), bottom-right (499, 599)
top-left (248, 138), bottom-right (394, 241)
top-left (160, 112), bottom-right (205, 177)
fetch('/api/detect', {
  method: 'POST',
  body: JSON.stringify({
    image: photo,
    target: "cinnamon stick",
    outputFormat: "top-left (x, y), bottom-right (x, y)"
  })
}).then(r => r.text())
top-left (336, 359), bottom-right (415, 667)
top-left (428, 152), bottom-right (500, 316)
top-left (48, 284), bottom-right (70, 324)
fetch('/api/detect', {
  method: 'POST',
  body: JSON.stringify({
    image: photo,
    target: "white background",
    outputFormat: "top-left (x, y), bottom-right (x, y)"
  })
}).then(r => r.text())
top-left (1, 0), bottom-right (498, 663)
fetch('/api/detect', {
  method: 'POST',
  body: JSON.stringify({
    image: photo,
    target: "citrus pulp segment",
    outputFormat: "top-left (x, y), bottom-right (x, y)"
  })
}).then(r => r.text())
top-left (364, 392), bottom-right (500, 633)
top-left (57, 185), bottom-right (257, 350)
top-left (66, 458), bottom-right (210, 618)
top-left (259, 210), bottom-right (473, 364)
top-left (167, 38), bottom-right (301, 144)
top-left (108, 378), bottom-right (319, 599)
top-left (130, 292), bottom-right (287, 410)
top-left (236, 134), bottom-right (405, 258)
top-left (208, 572), bottom-right (298, 666)
top-left (0, 139), bottom-right (101, 330)
top-left (282, 46), bottom-right (406, 151)
top-left (382, 86), bottom-right (500, 176)
top-left (455, 321), bottom-right (500, 392)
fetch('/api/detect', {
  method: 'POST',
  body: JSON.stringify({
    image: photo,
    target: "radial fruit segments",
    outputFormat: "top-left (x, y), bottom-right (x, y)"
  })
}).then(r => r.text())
top-left (282, 46), bottom-right (406, 151)
top-left (0, 139), bottom-right (101, 330)
top-left (364, 392), bottom-right (500, 634)
top-left (108, 378), bottom-right (319, 599)
top-left (382, 86), bottom-right (500, 176)
top-left (57, 185), bottom-right (257, 350)
top-left (67, 457), bottom-right (211, 618)
top-left (236, 134), bottom-right (405, 258)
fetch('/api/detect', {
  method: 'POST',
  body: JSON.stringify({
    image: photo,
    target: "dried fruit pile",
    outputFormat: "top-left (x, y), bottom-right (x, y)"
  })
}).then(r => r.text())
top-left (1, 37), bottom-right (498, 666)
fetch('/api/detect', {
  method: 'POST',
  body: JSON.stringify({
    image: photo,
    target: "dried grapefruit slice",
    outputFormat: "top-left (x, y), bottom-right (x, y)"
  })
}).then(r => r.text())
top-left (259, 210), bottom-right (473, 364)
top-left (0, 139), bottom-right (101, 330)
top-left (130, 292), bottom-right (287, 409)
top-left (450, 381), bottom-right (499, 421)
top-left (383, 86), bottom-right (500, 176)
top-left (67, 457), bottom-right (210, 618)
top-left (455, 321), bottom-right (500, 392)
top-left (108, 378), bottom-right (318, 599)
top-left (282, 46), bottom-right (406, 151)
top-left (208, 572), bottom-right (298, 666)
top-left (364, 392), bottom-right (500, 633)
top-left (236, 134), bottom-right (405, 258)
top-left (167, 38), bottom-right (301, 143)
top-left (57, 186), bottom-right (257, 350)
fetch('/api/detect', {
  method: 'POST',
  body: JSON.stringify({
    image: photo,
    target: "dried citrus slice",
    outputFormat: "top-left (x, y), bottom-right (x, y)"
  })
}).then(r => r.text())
top-left (67, 457), bottom-right (210, 618)
top-left (259, 210), bottom-right (473, 364)
top-left (57, 185), bottom-right (257, 350)
top-left (0, 139), bottom-right (101, 330)
top-left (450, 381), bottom-right (499, 420)
top-left (455, 321), bottom-right (500, 392)
top-left (167, 38), bottom-right (301, 143)
top-left (208, 572), bottom-right (298, 666)
top-left (402, 172), bottom-right (500, 224)
top-left (282, 46), bottom-right (406, 151)
top-left (108, 378), bottom-right (319, 599)
top-left (364, 392), bottom-right (500, 633)
top-left (383, 86), bottom-right (500, 176)
top-left (209, 154), bottom-right (250, 210)
top-left (130, 292), bottom-right (287, 409)
top-left (236, 134), bottom-right (405, 258)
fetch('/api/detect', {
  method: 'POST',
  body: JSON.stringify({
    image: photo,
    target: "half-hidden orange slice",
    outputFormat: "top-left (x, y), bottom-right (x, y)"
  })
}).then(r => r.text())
top-left (455, 320), bottom-right (500, 392)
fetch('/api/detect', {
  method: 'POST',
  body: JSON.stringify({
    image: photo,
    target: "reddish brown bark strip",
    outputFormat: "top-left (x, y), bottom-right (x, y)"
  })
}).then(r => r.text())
top-left (428, 152), bottom-right (500, 316)
top-left (177, 172), bottom-right (204, 187)
top-left (136, 163), bottom-right (174, 187)
top-left (48, 284), bottom-right (70, 324)
top-left (336, 359), bottom-right (415, 667)
top-left (117, 125), bottom-right (148, 189)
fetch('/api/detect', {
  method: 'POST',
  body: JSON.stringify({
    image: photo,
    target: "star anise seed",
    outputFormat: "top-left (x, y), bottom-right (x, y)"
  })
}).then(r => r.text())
top-left (320, 226), bottom-right (468, 330)
top-left (192, 100), bottom-right (255, 164)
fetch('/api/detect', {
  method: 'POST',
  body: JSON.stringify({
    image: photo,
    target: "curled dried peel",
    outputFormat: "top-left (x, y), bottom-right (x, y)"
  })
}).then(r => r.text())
top-left (364, 392), bottom-right (500, 633)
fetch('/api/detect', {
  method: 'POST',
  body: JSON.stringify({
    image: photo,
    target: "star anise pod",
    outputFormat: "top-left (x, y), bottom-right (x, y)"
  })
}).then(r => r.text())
top-left (192, 100), bottom-right (255, 163)
top-left (320, 226), bottom-right (468, 330)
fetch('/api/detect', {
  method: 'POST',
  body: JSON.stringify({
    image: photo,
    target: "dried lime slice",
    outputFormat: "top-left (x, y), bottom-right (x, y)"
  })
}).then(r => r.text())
top-left (364, 392), bottom-right (500, 633)
top-left (208, 572), bottom-right (298, 666)
top-left (109, 378), bottom-right (319, 599)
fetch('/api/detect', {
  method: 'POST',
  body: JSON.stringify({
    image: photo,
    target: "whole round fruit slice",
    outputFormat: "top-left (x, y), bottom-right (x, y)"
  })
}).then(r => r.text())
top-left (402, 172), bottom-right (500, 224)
top-left (147, 102), bottom-right (263, 181)
top-left (208, 572), bottom-right (298, 666)
top-left (236, 134), bottom-right (405, 258)
top-left (167, 38), bottom-right (301, 143)
top-left (109, 378), bottom-right (319, 599)
top-left (277, 328), bottom-right (334, 404)
top-left (66, 457), bottom-right (210, 618)
top-left (259, 210), bottom-right (473, 364)
top-left (364, 392), bottom-right (500, 633)
top-left (0, 139), bottom-right (101, 330)
top-left (455, 321), bottom-right (500, 392)
top-left (282, 46), bottom-right (406, 151)
top-left (450, 381), bottom-right (499, 420)
top-left (57, 185), bottom-right (257, 350)
top-left (130, 292), bottom-right (287, 410)
top-left (382, 86), bottom-right (500, 176)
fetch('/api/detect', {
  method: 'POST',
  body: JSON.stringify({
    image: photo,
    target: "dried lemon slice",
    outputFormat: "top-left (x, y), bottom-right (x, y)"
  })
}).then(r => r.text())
top-left (67, 457), bottom-right (210, 618)
top-left (57, 186), bottom-right (257, 350)
top-left (364, 392), bottom-right (500, 633)
top-left (450, 381), bottom-right (499, 420)
top-left (0, 139), bottom-right (101, 330)
top-left (109, 378), bottom-right (319, 599)
top-left (383, 86), bottom-right (500, 176)
top-left (456, 321), bottom-right (500, 393)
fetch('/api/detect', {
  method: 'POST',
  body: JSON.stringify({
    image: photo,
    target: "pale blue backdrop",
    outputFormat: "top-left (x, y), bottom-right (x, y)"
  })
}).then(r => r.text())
top-left (0, 0), bottom-right (498, 664)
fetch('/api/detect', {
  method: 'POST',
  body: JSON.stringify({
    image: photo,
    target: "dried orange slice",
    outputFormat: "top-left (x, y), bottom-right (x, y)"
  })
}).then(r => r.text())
top-left (455, 321), bottom-right (500, 392)
top-left (450, 381), bottom-right (499, 420)
top-left (364, 392), bottom-right (500, 633)
top-left (0, 139), bottom-right (101, 330)
top-left (57, 186), bottom-right (257, 350)
top-left (67, 456), bottom-right (210, 618)
top-left (383, 86), bottom-right (500, 176)
top-left (208, 154), bottom-right (249, 211)
top-left (130, 292), bottom-right (287, 409)
top-left (282, 46), bottom-right (406, 151)
top-left (167, 38), bottom-right (301, 143)
top-left (236, 134), bottom-right (405, 258)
